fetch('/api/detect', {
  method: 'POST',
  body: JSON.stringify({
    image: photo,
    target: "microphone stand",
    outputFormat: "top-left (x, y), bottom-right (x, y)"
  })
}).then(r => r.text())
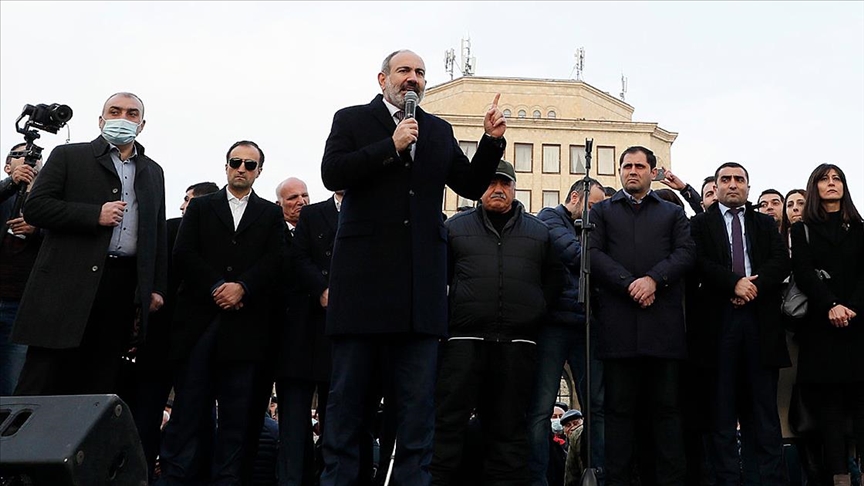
top-left (575, 138), bottom-right (599, 486)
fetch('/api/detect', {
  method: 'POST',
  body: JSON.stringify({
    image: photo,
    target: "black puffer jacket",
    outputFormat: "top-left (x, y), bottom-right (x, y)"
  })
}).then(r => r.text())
top-left (445, 201), bottom-right (566, 341)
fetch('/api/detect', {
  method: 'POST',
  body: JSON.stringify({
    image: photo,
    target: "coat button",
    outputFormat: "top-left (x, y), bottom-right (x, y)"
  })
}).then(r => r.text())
top-left (322, 270), bottom-right (328, 276)
top-left (403, 219), bottom-right (410, 225)
top-left (112, 188), bottom-right (119, 194)
top-left (92, 265), bottom-right (99, 272)
top-left (409, 190), bottom-right (414, 196)
top-left (318, 234), bottom-right (324, 239)
top-left (227, 266), bottom-right (233, 272)
top-left (325, 250), bottom-right (331, 257)
top-left (404, 162), bottom-right (410, 168)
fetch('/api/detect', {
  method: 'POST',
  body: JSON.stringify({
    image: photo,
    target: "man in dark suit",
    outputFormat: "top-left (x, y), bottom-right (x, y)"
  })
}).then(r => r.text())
top-left (157, 140), bottom-right (284, 485)
top-left (690, 162), bottom-right (790, 486)
top-left (319, 49), bottom-right (507, 486)
top-left (276, 190), bottom-right (341, 486)
top-left (589, 146), bottom-right (695, 485)
top-left (13, 92), bottom-right (166, 396)
top-left (130, 181), bottom-right (218, 480)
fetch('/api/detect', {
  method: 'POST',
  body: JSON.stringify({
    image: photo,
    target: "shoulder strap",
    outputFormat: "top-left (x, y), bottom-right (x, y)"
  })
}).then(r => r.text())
top-left (804, 223), bottom-right (809, 243)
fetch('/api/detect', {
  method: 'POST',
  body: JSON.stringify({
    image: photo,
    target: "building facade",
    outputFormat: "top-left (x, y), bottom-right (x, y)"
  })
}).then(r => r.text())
top-left (420, 77), bottom-right (678, 215)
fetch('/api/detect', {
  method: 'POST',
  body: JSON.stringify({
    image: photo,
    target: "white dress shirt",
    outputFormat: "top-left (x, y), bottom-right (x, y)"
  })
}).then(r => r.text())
top-left (227, 191), bottom-right (250, 230)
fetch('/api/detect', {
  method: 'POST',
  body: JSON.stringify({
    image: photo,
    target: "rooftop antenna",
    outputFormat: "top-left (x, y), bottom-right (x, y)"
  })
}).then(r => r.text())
top-left (444, 36), bottom-right (477, 78)
top-left (444, 49), bottom-right (456, 80)
top-left (460, 36), bottom-right (476, 76)
top-left (620, 73), bottom-right (628, 101)
top-left (571, 47), bottom-right (585, 81)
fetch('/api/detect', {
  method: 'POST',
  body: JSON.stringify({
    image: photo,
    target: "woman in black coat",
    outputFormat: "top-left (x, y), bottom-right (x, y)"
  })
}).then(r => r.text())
top-left (790, 163), bottom-right (864, 486)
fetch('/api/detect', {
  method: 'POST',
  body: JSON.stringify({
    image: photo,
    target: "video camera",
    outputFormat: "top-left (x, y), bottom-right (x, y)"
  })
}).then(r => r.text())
top-left (9, 102), bottom-right (74, 215)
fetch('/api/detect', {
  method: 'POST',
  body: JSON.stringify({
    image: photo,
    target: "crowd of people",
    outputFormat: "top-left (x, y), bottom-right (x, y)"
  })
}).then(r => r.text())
top-left (0, 48), bottom-right (862, 486)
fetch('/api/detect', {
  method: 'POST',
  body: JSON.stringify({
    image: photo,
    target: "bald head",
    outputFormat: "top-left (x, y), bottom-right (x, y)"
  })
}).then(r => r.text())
top-left (276, 178), bottom-right (310, 225)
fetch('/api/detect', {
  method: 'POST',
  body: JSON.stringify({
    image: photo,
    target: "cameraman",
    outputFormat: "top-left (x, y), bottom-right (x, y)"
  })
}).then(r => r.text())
top-left (12, 92), bottom-right (167, 396)
top-left (0, 143), bottom-right (43, 395)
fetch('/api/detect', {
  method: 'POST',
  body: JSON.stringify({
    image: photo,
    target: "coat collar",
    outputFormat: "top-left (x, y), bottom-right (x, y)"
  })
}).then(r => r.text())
top-left (368, 93), bottom-right (425, 133)
top-left (211, 187), bottom-right (266, 234)
top-left (90, 136), bottom-right (151, 178)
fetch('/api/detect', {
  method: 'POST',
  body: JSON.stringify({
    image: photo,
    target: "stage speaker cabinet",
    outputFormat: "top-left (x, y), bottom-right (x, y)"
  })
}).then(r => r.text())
top-left (0, 394), bottom-right (147, 486)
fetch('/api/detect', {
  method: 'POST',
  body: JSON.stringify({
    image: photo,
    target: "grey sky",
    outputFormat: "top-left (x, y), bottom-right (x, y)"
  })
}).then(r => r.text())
top-left (2, 1), bottom-right (862, 217)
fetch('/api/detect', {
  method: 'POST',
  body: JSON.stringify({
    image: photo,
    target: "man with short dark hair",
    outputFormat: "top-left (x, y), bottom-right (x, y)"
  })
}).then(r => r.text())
top-left (757, 189), bottom-right (785, 232)
top-left (529, 177), bottom-right (607, 485)
top-left (701, 177), bottom-right (717, 211)
top-left (13, 92), bottom-right (166, 396)
top-left (320, 49), bottom-right (506, 486)
top-left (180, 182), bottom-right (220, 215)
top-left (0, 144), bottom-right (43, 395)
top-left (432, 160), bottom-right (565, 486)
top-left (589, 146), bottom-right (695, 485)
top-left (158, 141), bottom-right (284, 485)
top-left (690, 162), bottom-right (790, 485)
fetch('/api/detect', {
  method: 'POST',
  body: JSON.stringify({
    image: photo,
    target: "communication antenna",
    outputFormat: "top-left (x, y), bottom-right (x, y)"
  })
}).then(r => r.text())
top-left (444, 49), bottom-right (456, 80)
top-left (620, 73), bottom-right (628, 101)
top-left (460, 37), bottom-right (476, 76)
top-left (444, 37), bottom-right (477, 78)
top-left (572, 47), bottom-right (585, 81)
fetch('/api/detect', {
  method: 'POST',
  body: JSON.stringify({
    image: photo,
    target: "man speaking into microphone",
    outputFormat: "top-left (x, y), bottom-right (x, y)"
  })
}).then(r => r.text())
top-left (320, 49), bottom-right (507, 486)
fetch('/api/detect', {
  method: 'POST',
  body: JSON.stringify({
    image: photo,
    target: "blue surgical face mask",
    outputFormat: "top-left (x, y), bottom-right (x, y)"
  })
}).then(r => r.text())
top-left (101, 118), bottom-right (140, 146)
top-left (551, 419), bottom-right (563, 435)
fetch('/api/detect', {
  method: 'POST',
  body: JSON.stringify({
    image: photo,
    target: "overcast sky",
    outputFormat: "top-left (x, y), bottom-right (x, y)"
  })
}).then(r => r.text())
top-left (2, 1), bottom-right (862, 218)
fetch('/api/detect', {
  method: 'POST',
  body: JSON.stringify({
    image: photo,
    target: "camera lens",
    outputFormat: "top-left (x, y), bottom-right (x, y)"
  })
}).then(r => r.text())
top-left (49, 104), bottom-right (73, 124)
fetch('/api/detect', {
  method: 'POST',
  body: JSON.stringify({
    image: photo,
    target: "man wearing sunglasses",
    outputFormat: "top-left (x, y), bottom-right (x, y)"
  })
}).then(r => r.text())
top-left (0, 144), bottom-right (43, 396)
top-left (158, 140), bottom-right (284, 485)
top-left (12, 92), bottom-right (167, 398)
top-left (320, 49), bottom-right (507, 486)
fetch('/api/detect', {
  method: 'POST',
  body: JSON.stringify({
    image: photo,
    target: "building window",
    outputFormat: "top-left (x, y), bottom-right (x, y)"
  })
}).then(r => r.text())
top-left (570, 145), bottom-right (587, 174)
top-left (542, 144), bottom-right (560, 173)
top-left (503, 109), bottom-right (511, 118)
top-left (543, 190), bottom-right (560, 209)
top-left (547, 110), bottom-right (557, 119)
top-left (515, 189), bottom-right (532, 212)
top-left (518, 109), bottom-right (527, 119)
top-left (514, 143), bottom-right (533, 172)
top-left (533, 110), bottom-right (541, 119)
top-left (458, 140), bottom-right (478, 159)
top-left (598, 146), bottom-right (616, 176)
top-left (457, 196), bottom-right (474, 208)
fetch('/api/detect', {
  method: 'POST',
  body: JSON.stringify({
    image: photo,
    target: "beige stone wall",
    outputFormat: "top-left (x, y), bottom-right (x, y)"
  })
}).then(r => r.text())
top-left (421, 77), bottom-right (678, 216)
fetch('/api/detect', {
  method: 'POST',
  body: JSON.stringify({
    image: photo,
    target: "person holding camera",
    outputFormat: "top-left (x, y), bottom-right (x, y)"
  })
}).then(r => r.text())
top-left (12, 92), bottom-right (167, 397)
top-left (0, 144), bottom-right (43, 396)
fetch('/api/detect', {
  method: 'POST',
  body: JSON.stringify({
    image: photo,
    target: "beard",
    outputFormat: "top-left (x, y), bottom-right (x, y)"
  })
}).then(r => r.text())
top-left (383, 77), bottom-right (424, 109)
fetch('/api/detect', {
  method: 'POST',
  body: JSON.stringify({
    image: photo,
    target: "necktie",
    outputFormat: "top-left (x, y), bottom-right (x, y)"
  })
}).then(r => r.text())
top-left (394, 110), bottom-right (405, 123)
top-left (729, 208), bottom-right (746, 276)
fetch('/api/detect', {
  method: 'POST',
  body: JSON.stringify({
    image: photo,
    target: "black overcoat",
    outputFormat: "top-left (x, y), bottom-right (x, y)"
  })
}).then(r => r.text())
top-left (276, 197), bottom-right (338, 381)
top-left (321, 94), bottom-right (505, 337)
top-left (790, 215), bottom-right (864, 383)
top-left (13, 137), bottom-right (166, 349)
top-left (588, 191), bottom-right (696, 360)
top-left (169, 188), bottom-right (284, 362)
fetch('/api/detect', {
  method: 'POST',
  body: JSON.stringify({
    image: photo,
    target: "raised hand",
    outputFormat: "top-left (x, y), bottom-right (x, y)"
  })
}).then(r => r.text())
top-left (484, 93), bottom-right (506, 138)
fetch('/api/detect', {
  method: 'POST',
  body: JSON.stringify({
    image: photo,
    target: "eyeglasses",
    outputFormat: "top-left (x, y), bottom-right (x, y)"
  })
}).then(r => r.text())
top-left (228, 158), bottom-right (259, 171)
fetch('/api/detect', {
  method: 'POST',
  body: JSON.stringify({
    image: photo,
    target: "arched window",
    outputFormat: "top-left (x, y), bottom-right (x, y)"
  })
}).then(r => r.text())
top-left (503, 109), bottom-right (511, 118)
top-left (518, 110), bottom-right (527, 119)
top-left (533, 110), bottom-right (541, 119)
top-left (547, 110), bottom-right (557, 119)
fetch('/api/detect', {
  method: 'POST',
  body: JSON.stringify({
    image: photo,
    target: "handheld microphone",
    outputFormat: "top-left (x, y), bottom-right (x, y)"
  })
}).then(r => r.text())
top-left (404, 91), bottom-right (418, 119)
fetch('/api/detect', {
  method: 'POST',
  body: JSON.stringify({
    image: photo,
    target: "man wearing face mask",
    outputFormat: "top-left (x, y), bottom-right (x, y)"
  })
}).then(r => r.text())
top-left (12, 92), bottom-right (167, 397)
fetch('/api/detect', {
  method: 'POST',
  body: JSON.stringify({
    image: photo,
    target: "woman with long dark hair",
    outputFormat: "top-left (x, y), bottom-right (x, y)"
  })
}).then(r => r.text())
top-left (782, 189), bottom-right (807, 247)
top-left (790, 164), bottom-right (864, 486)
